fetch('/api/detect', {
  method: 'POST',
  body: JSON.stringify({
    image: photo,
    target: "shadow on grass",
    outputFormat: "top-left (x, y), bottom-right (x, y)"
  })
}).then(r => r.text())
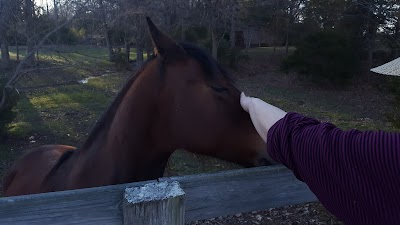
top-left (24, 82), bottom-right (121, 148)
top-left (0, 91), bottom-right (60, 194)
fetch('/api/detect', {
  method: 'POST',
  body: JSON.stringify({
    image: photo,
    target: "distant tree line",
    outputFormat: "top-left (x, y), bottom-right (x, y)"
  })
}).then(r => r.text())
top-left (0, 0), bottom-right (398, 65)
top-left (0, 0), bottom-right (399, 109)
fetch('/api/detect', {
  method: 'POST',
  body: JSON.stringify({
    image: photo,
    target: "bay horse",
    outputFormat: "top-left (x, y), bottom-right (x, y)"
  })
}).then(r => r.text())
top-left (2, 17), bottom-right (270, 197)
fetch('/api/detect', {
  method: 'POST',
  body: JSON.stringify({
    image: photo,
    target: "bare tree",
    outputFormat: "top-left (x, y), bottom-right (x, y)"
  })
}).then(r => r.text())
top-left (284, 0), bottom-right (305, 55)
top-left (24, 0), bottom-right (36, 66)
top-left (98, 0), bottom-right (115, 61)
top-left (229, 0), bottom-right (238, 49)
top-left (0, 0), bottom-right (91, 112)
top-left (0, 0), bottom-right (20, 65)
top-left (198, 0), bottom-right (232, 59)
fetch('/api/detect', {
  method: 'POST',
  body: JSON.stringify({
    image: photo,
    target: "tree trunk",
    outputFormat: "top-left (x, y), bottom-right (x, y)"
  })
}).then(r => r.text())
top-left (272, 18), bottom-right (277, 57)
top-left (230, 1), bottom-right (237, 49)
top-left (146, 46), bottom-right (152, 60)
top-left (246, 29), bottom-right (253, 50)
top-left (105, 30), bottom-right (114, 61)
top-left (15, 23), bottom-right (19, 61)
top-left (25, 0), bottom-right (36, 66)
top-left (0, 0), bottom-right (11, 65)
top-left (16, 41), bottom-right (19, 61)
top-left (211, 27), bottom-right (218, 59)
top-left (366, 24), bottom-right (377, 72)
top-left (180, 19), bottom-right (185, 41)
top-left (0, 30), bottom-right (10, 64)
top-left (136, 46), bottom-right (144, 63)
top-left (36, 50), bottom-right (40, 63)
top-left (99, 0), bottom-right (114, 61)
top-left (285, 17), bottom-right (290, 56)
top-left (366, 5), bottom-right (378, 71)
top-left (209, 0), bottom-right (218, 60)
top-left (230, 23), bottom-right (235, 49)
top-left (53, 0), bottom-right (60, 43)
top-left (394, 14), bottom-right (400, 57)
top-left (125, 41), bottom-right (130, 62)
top-left (53, 0), bottom-right (59, 19)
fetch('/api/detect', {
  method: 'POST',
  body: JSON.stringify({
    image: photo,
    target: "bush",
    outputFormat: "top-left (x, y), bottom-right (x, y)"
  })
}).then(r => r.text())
top-left (282, 31), bottom-right (358, 85)
top-left (184, 26), bottom-right (209, 43)
top-left (218, 39), bottom-right (230, 58)
top-left (111, 50), bottom-right (129, 70)
top-left (48, 26), bottom-right (81, 45)
top-left (0, 109), bottom-right (17, 139)
top-left (382, 77), bottom-right (400, 129)
top-left (386, 96), bottom-right (400, 129)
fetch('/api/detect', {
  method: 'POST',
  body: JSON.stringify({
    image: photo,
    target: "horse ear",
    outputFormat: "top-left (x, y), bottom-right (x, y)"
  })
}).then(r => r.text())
top-left (146, 17), bottom-right (185, 57)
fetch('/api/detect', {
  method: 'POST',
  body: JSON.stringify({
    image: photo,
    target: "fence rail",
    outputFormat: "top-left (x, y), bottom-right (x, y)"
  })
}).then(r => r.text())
top-left (0, 165), bottom-right (317, 224)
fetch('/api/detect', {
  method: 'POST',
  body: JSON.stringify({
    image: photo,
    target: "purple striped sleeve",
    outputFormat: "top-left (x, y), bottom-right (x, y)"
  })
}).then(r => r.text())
top-left (267, 112), bottom-right (400, 225)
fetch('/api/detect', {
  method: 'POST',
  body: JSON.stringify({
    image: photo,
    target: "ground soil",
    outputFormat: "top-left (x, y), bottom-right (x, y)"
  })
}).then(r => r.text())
top-left (188, 202), bottom-right (343, 225)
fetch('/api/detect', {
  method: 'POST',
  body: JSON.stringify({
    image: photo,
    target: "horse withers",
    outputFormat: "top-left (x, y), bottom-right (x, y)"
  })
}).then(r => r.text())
top-left (2, 17), bottom-right (271, 197)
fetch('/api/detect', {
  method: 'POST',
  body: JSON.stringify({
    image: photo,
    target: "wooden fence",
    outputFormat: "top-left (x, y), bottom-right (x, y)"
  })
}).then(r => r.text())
top-left (0, 165), bottom-right (317, 224)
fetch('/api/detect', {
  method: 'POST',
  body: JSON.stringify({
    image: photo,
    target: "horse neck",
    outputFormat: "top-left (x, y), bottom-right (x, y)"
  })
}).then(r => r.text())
top-left (71, 68), bottom-right (172, 187)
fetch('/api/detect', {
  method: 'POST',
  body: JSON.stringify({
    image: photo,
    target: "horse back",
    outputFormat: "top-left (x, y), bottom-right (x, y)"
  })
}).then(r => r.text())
top-left (2, 145), bottom-right (76, 196)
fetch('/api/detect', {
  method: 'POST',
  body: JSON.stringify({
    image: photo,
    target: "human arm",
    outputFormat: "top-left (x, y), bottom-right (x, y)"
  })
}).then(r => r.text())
top-left (240, 93), bottom-right (400, 225)
top-left (240, 92), bottom-right (287, 142)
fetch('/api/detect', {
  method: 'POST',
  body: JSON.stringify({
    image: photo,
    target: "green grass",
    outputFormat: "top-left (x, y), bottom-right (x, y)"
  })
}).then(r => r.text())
top-left (9, 73), bottom-right (128, 143)
top-left (165, 149), bottom-right (243, 177)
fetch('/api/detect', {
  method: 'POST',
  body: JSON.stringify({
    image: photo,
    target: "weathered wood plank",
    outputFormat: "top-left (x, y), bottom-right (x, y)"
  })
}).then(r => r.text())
top-left (0, 165), bottom-right (317, 224)
top-left (123, 181), bottom-right (185, 225)
top-left (0, 180), bottom-right (154, 225)
top-left (161, 165), bottom-right (317, 221)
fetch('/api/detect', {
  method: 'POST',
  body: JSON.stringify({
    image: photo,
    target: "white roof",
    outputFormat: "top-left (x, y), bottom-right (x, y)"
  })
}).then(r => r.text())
top-left (370, 57), bottom-right (400, 76)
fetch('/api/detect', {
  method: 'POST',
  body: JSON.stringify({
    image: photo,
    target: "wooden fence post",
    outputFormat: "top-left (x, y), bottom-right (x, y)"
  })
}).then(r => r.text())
top-left (123, 181), bottom-right (185, 225)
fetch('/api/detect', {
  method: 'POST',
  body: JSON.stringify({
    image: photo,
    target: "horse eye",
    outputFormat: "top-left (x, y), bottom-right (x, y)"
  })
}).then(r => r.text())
top-left (210, 85), bottom-right (229, 93)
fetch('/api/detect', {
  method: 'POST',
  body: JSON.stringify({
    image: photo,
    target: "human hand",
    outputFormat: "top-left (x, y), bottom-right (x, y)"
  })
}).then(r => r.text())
top-left (240, 92), bottom-right (287, 142)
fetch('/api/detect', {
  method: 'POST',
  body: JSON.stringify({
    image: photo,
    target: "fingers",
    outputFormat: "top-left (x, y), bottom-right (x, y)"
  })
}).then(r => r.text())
top-left (240, 92), bottom-right (250, 112)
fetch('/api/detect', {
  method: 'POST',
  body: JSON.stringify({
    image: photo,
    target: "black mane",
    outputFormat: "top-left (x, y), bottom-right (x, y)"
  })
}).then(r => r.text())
top-left (177, 42), bottom-right (233, 82)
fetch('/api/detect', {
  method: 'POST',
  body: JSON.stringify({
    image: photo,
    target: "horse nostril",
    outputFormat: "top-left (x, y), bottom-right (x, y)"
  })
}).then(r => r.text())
top-left (258, 158), bottom-right (270, 166)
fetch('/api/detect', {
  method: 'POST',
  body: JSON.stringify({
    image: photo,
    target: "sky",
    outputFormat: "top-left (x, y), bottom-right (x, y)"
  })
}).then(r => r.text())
top-left (36, 0), bottom-right (52, 8)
